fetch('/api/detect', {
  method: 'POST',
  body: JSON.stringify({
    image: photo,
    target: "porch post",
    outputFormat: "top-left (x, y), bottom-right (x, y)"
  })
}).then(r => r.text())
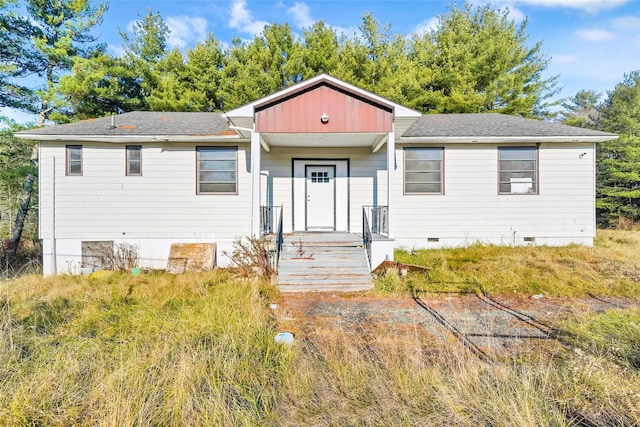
top-left (387, 125), bottom-right (395, 238)
top-left (251, 127), bottom-right (261, 237)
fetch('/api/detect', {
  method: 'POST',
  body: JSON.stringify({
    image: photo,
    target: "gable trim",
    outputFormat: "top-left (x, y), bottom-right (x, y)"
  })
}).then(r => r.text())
top-left (255, 80), bottom-right (393, 114)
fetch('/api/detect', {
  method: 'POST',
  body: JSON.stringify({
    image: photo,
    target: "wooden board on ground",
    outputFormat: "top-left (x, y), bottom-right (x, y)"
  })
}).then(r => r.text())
top-left (166, 243), bottom-right (216, 273)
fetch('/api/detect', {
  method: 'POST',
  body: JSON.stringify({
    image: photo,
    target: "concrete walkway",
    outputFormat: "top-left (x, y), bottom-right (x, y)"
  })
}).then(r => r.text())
top-left (276, 233), bottom-right (374, 292)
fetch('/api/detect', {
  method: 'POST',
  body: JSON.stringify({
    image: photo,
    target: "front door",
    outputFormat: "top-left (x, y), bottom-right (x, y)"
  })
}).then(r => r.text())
top-left (305, 165), bottom-right (335, 230)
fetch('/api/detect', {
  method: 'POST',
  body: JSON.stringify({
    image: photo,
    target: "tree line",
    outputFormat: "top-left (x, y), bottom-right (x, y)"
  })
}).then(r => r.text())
top-left (0, 0), bottom-right (638, 263)
top-left (561, 72), bottom-right (640, 228)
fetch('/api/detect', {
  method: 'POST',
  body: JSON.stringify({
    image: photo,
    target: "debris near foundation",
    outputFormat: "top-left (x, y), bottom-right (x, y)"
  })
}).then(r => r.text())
top-left (372, 260), bottom-right (430, 277)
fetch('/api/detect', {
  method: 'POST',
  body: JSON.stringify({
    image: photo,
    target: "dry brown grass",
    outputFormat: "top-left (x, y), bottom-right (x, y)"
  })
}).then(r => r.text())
top-left (273, 309), bottom-right (640, 426)
top-left (387, 229), bottom-right (640, 297)
top-left (0, 271), bottom-right (292, 426)
top-left (2, 231), bottom-right (639, 426)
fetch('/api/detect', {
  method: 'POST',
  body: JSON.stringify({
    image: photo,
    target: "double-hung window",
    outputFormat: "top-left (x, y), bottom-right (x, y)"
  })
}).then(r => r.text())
top-left (126, 145), bottom-right (142, 176)
top-left (404, 147), bottom-right (444, 194)
top-left (498, 147), bottom-right (538, 194)
top-left (66, 145), bottom-right (82, 175)
top-left (197, 147), bottom-right (237, 194)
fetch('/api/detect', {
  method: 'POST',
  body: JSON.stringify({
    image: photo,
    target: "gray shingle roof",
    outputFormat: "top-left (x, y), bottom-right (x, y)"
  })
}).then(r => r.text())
top-left (17, 111), bottom-right (616, 141)
top-left (402, 113), bottom-right (616, 138)
top-left (18, 111), bottom-right (234, 136)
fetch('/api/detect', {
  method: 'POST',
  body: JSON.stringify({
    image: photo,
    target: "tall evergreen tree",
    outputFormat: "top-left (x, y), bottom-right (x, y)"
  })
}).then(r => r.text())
top-left (301, 21), bottom-right (340, 79)
top-left (220, 24), bottom-right (303, 109)
top-left (596, 70), bottom-right (640, 227)
top-left (5, 0), bottom-right (107, 260)
top-left (0, 0), bottom-right (37, 111)
top-left (410, 2), bottom-right (557, 117)
top-left (560, 90), bottom-right (601, 129)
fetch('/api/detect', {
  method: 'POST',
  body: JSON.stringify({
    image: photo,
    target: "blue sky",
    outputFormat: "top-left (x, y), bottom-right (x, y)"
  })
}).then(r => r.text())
top-left (4, 0), bottom-right (640, 124)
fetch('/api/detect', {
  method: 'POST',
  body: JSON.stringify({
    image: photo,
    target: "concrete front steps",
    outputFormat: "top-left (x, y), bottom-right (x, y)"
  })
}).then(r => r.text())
top-left (276, 233), bottom-right (373, 292)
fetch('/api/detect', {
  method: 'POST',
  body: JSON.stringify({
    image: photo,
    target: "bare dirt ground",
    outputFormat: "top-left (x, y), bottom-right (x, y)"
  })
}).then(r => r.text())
top-left (277, 292), bottom-right (640, 360)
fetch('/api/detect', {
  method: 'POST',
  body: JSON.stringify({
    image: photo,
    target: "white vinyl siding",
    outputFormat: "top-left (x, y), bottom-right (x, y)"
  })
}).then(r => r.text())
top-left (197, 147), bottom-right (237, 194)
top-left (126, 145), bottom-right (141, 176)
top-left (498, 146), bottom-right (538, 194)
top-left (38, 142), bottom-right (251, 242)
top-left (394, 143), bottom-right (596, 247)
top-left (260, 146), bottom-right (387, 234)
top-left (404, 147), bottom-right (443, 194)
top-left (66, 145), bottom-right (82, 175)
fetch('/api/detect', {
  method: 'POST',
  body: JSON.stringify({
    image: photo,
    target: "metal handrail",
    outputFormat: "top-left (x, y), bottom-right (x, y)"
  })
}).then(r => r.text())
top-left (362, 205), bottom-right (389, 237)
top-left (260, 205), bottom-right (282, 235)
top-left (362, 207), bottom-right (372, 269)
top-left (274, 206), bottom-right (284, 271)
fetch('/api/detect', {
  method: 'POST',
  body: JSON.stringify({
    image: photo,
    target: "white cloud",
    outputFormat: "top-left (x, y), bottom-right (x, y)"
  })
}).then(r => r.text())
top-left (612, 16), bottom-right (640, 31)
top-left (166, 16), bottom-right (208, 49)
top-left (503, 5), bottom-right (526, 22)
top-left (229, 0), bottom-right (268, 36)
top-left (552, 53), bottom-right (578, 63)
top-left (514, 0), bottom-right (628, 13)
top-left (107, 44), bottom-right (125, 58)
top-left (287, 2), bottom-right (314, 29)
top-left (575, 28), bottom-right (614, 41)
top-left (412, 17), bottom-right (438, 36)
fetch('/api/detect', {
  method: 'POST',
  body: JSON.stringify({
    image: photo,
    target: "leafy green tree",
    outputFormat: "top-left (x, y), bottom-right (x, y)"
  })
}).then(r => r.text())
top-left (596, 71), bottom-right (640, 227)
top-left (410, 2), bottom-right (557, 117)
top-left (560, 90), bottom-right (601, 128)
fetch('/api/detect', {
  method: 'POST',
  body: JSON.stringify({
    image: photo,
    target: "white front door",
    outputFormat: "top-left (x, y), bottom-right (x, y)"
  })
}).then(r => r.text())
top-left (306, 165), bottom-right (335, 230)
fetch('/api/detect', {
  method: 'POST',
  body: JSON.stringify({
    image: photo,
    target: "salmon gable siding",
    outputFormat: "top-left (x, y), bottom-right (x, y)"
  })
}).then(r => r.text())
top-left (255, 83), bottom-right (393, 133)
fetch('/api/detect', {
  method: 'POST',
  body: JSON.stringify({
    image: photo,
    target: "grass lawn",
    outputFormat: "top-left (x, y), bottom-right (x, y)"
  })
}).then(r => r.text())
top-left (1, 230), bottom-right (639, 426)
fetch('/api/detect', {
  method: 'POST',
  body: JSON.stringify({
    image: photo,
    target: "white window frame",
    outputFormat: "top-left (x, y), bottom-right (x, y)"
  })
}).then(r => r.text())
top-left (126, 145), bottom-right (142, 176)
top-left (498, 146), bottom-right (538, 195)
top-left (196, 146), bottom-right (238, 194)
top-left (66, 145), bottom-right (82, 176)
top-left (404, 147), bottom-right (444, 194)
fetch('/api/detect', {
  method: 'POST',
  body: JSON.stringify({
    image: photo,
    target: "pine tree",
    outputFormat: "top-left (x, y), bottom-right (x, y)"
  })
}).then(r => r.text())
top-left (596, 71), bottom-right (640, 227)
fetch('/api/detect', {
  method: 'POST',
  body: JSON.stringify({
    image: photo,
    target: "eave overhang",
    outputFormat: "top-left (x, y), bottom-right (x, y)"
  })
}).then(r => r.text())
top-left (15, 134), bottom-right (247, 143)
top-left (398, 135), bottom-right (619, 144)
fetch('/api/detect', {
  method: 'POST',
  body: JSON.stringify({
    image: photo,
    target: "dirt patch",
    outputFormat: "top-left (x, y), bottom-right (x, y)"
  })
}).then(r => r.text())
top-left (277, 292), bottom-right (640, 360)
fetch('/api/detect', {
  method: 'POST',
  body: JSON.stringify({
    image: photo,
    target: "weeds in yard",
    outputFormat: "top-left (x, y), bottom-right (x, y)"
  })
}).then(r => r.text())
top-left (0, 271), bottom-right (292, 426)
top-left (2, 231), bottom-right (640, 425)
top-left (224, 236), bottom-right (276, 277)
top-left (98, 242), bottom-right (140, 271)
top-left (385, 229), bottom-right (640, 298)
top-left (273, 313), bottom-right (640, 426)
